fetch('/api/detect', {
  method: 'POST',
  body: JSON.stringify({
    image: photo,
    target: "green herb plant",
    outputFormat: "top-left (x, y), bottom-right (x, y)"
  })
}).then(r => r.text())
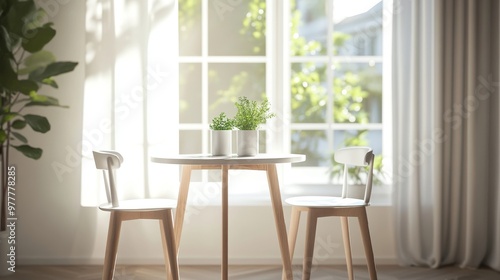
top-left (209, 112), bottom-right (235, 130)
top-left (234, 96), bottom-right (275, 130)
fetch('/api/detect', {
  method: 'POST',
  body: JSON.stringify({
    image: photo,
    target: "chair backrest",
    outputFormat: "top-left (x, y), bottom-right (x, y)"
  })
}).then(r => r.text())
top-left (93, 150), bottom-right (124, 207)
top-left (334, 146), bottom-right (374, 204)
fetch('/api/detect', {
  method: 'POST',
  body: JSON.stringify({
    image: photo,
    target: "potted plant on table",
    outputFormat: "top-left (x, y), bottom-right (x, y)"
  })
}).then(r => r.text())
top-left (233, 96), bottom-right (275, 156)
top-left (209, 112), bottom-right (235, 156)
top-left (0, 0), bottom-right (78, 272)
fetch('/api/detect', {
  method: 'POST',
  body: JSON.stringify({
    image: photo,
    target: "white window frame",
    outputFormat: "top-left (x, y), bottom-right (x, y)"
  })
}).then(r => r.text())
top-left (178, 0), bottom-right (393, 206)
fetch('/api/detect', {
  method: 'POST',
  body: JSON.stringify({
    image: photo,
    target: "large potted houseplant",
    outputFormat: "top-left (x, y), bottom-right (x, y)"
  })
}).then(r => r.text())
top-left (0, 0), bottom-right (78, 272)
top-left (233, 96), bottom-right (275, 156)
top-left (209, 112), bottom-right (235, 156)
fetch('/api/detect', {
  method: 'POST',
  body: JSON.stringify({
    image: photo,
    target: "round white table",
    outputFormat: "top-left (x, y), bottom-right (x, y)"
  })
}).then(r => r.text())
top-left (151, 154), bottom-right (306, 280)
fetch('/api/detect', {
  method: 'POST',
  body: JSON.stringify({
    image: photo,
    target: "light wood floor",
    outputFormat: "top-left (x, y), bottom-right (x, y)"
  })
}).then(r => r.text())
top-left (1, 264), bottom-right (499, 280)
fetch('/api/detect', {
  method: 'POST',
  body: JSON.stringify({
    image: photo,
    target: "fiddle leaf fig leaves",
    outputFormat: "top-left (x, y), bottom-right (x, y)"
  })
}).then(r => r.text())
top-left (24, 114), bottom-right (50, 133)
top-left (29, 61), bottom-right (78, 82)
top-left (1, 0), bottom-right (78, 232)
top-left (11, 131), bottom-right (27, 143)
top-left (11, 119), bottom-right (26, 129)
top-left (22, 24), bottom-right (56, 53)
top-left (26, 91), bottom-right (64, 107)
top-left (13, 144), bottom-right (42, 159)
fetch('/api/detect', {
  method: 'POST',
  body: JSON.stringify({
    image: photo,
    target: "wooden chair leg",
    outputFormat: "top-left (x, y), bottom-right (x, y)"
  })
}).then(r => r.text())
top-left (160, 210), bottom-right (179, 280)
top-left (341, 216), bottom-right (354, 280)
top-left (302, 210), bottom-right (318, 280)
top-left (102, 212), bottom-right (122, 280)
top-left (358, 208), bottom-right (377, 280)
top-left (282, 207), bottom-right (301, 280)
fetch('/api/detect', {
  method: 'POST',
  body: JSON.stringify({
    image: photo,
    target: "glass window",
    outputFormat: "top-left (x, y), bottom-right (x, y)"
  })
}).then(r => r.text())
top-left (178, 0), bottom-right (389, 200)
top-left (290, 0), bottom-right (385, 186)
top-left (209, 0), bottom-right (266, 56)
top-left (180, 63), bottom-right (202, 123)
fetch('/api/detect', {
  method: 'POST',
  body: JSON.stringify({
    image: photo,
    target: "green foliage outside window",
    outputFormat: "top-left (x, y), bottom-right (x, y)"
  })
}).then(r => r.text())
top-left (289, 0), bottom-right (374, 168)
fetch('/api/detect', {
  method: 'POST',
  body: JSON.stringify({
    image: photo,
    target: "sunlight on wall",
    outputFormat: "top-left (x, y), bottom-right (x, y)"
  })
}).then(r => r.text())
top-left (81, 0), bottom-right (179, 206)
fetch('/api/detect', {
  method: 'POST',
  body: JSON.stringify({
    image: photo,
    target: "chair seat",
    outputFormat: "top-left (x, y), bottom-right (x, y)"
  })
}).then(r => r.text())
top-left (285, 196), bottom-right (368, 208)
top-left (99, 198), bottom-right (177, 211)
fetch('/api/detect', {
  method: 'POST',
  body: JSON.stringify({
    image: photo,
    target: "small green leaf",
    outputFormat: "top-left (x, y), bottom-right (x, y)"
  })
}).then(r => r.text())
top-left (29, 91), bottom-right (48, 102)
top-left (29, 61), bottom-right (78, 81)
top-left (0, 130), bottom-right (7, 143)
top-left (24, 114), bottom-right (50, 133)
top-left (18, 50), bottom-right (56, 75)
top-left (11, 131), bottom-right (27, 143)
top-left (0, 57), bottom-right (17, 90)
top-left (5, 0), bottom-right (36, 37)
top-left (41, 78), bottom-right (58, 88)
top-left (22, 24), bottom-right (56, 53)
top-left (1, 113), bottom-right (17, 124)
top-left (11, 119), bottom-right (26, 129)
top-left (26, 92), bottom-right (62, 107)
top-left (15, 79), bottom-right (39, 94)
top-left (0, 26), bottom-right (14, 56)
top-left (12, 144), bottom-right (42, 159)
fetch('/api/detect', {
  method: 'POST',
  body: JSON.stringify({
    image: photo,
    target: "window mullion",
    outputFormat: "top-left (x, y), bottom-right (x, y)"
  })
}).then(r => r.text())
top-left (382, 0), bottom-right (393, 183)
top-left (289, 56), bottom-right (383, 63)
top-left (269, 0), bottom-right (290, 154)
top-left (326, 0), bottom-right (334, 154)
top-left (202, 0), bottom-right (209, 183)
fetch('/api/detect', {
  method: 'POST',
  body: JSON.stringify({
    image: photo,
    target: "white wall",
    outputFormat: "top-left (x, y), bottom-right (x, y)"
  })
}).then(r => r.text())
top-left (15, 0), bottom-right (397, 266)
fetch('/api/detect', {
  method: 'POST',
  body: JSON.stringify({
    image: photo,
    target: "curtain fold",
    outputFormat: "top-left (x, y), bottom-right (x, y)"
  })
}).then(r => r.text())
top-left (81, 0), bottom-right (179, 206)
top-left (393, 0), bottom-right (500, 270)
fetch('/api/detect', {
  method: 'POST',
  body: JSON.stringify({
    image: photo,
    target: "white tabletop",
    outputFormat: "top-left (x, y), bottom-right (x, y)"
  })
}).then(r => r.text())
top-left (151, 153), bottom-right (306, 165)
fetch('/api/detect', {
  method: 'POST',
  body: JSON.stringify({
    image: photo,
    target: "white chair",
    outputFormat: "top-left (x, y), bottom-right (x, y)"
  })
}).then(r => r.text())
top-left (285, 146), bottom-right (377, 280)
top-left (93, 150), bottom-right (179, 280)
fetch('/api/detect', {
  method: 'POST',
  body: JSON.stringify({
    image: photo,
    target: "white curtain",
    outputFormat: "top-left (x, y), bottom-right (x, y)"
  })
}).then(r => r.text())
top-left (81, 0), bottom-right (179, 206)
top-left (393, 0), bottom-right (500, 271)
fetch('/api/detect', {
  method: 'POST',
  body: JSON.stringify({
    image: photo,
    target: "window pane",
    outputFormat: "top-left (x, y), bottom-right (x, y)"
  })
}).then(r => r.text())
top-left (333, 0), bottom-right (382, 56)
top-left (180, 63), bottom-right (202, 123)
top-left (209, 0), bottom-right (266, 56)
top-left (291, 0), bottom-right (383, 57)
top-left (333, 62), bottom-right (382, 123)
top-left (180, 130), bottom-right (202, 154)
top-left (333, 129), bottom-right (382, 154)
top-left (179, 0), bottom-right (202, 56)
top-left (208, 63), bottom-right (266, 120)
top-left (291, 62), bottom-right (327, 123)
top-left (291, 130), bottom-right (328, 167)
top-left (291, 0), bottom-right (327, 56)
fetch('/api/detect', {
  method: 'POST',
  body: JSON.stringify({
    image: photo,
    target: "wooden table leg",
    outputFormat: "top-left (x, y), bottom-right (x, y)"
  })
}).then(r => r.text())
top-left (222, 165), bottom-right (229, 280)
top-left (174, 165), bottom-right (192, 250)
top-left (266, 164), bottom-right (294, 280)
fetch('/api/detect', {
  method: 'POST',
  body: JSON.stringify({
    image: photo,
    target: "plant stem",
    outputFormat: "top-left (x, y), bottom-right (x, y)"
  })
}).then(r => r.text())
top-left (0, 93), bottom-right (11, 231)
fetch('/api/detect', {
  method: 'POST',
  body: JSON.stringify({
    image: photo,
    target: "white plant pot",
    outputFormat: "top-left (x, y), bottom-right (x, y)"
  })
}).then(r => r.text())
top-left (237, 130), bottom-right (259, 156)
top-left (211, 130), bottom-right (232, 156)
